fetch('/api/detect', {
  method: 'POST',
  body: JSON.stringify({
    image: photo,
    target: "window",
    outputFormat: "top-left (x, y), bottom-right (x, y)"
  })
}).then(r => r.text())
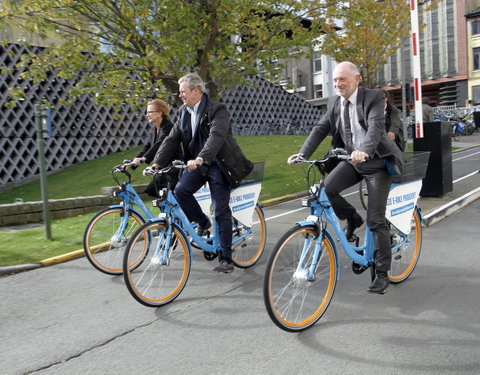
top-left (474, 48), bottom-right (480, 71)
top-left (313, 53), bottom-right (322, 73)
top-left (314, 84), bottom-right (323, 99)
top-left (472, 86), bottom-right (480, 105)
top-left (472, 20), bottom-right (480, 35)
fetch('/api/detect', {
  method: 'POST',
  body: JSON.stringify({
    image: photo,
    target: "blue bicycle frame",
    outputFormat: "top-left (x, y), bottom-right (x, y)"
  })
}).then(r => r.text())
top-left (147, 184), bottom-right (259, 265)
top-left (109, 182), bottom-right (156, 246)
top-left (296, 185), bottom-right (375, 280)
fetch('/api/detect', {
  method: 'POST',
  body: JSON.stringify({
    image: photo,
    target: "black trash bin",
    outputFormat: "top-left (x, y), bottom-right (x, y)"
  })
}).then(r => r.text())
top-left (413, 121), bottom-right (453, 197)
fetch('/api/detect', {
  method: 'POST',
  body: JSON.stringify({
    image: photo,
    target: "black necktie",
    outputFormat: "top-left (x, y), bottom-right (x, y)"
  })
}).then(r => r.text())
top-left (183, 110), bottom-right (192, 141)
top-left (343, 100), bottom-right (354, 153)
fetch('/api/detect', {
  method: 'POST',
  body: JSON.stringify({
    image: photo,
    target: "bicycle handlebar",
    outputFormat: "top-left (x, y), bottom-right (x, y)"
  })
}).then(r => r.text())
top-left (293, 149), bottom-right (350, 165)
top-left (144, 160), bottom-right (187, 177)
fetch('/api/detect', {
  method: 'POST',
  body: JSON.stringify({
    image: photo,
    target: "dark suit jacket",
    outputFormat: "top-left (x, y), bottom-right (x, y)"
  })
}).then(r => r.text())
top-left (385, 104), bottom-right (406, 152)
top-left (154, 95), bottom-right (252, 187)
top-left (299, 87), bottom-right (404, 174)
top-left (135, 119), bottom-right (181, 164)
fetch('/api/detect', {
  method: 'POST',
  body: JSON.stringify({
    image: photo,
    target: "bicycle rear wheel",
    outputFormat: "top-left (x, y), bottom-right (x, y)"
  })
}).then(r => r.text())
top-left (358, 180), bottom-right (368, 210)
top-left (123, 221), bottom-right (190, 307)
top-left (263, 225), bottom-right (338, 332)
top-left (83, 207), bottom-right (146, 275)
top-left (231, 204), bottom-right (267, 268)
top-left (389, 208), bottom-right (422, 284)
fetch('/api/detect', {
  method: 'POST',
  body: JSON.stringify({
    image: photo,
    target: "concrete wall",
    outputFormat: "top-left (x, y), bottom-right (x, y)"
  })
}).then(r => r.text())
top-left (0, 185), bottom-right (149, 227)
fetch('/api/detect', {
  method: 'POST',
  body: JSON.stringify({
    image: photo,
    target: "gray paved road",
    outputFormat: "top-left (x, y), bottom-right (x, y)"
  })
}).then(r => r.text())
top-left (1, 197), bottom-right (480, 375)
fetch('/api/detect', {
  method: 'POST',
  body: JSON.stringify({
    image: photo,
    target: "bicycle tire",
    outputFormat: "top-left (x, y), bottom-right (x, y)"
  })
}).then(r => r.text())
top-left (231, 204), bottom-right (267, 268)
top-left (83, 207), bottom-right (146, 275)
top-left (358, 180), bottom-right (368, 211)
top-left (123, 221), bottom-right (191, 307)
top-left (263, 225), bottom-right (338, 332)
top-left (389, 208), bottom-right (422, 284)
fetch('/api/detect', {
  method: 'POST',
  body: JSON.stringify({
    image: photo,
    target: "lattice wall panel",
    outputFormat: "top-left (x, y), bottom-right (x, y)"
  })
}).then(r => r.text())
top-left (1, 43), bottom-right (323, 189)
top-left (222, 76), bottom-right (323, 135)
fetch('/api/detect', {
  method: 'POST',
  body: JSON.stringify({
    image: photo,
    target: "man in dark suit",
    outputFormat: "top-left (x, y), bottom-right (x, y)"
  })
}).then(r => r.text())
top-left (288, 61), bottom-right (404, 294)
top-left (151, 73), bottom-right (253, 273)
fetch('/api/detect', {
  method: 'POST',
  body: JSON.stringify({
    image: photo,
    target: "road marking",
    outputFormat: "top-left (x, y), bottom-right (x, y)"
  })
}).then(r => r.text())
top-left (453, 150), bottom-right (480, 162)
top-left (453, 170), bottom-right (480, 184)
top-left (264, 190), bottom-right (357, 222)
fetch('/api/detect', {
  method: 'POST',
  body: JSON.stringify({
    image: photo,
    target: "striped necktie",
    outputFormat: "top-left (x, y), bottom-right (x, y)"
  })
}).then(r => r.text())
top-left (343, 100), bottom-right (354, 153)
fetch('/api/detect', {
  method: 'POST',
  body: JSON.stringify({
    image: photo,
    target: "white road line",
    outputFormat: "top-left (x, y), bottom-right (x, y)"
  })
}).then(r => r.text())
top-left (452, 150), bottom-right (480, 162)
top-left (264, 190), bottom-right (357, 222)
top-left (453, 170), bottom-right (480, 184)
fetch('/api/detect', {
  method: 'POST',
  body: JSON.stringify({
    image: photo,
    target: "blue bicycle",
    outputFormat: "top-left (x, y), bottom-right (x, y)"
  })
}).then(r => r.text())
top-left (123, 161), bottom-right (267, 307)
top-left (263, 151), bottom-right (428, 332)
top-left (83, 161), bottom-right (156, 275)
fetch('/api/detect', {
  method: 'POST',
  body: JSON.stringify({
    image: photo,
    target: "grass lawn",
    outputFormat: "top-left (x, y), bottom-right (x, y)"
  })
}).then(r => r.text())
top-left (0, 135), bottom-right (330, 266)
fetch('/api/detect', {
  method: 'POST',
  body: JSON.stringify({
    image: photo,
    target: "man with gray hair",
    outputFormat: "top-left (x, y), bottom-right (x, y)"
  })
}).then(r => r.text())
top-left (151, 73), bottom-right (253, 273)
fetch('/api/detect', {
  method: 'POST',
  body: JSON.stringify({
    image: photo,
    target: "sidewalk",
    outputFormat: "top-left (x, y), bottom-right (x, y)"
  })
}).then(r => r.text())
top-left (1, 136), bottom-right (479, 277)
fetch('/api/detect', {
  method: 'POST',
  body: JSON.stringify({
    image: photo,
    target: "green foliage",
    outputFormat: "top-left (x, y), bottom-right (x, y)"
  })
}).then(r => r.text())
top-left (321, 0), bottom-right (411, 88)
top-left (0, 214), bottom-right (90, 265)
top-left (0, 0), bottom-right (328, 108)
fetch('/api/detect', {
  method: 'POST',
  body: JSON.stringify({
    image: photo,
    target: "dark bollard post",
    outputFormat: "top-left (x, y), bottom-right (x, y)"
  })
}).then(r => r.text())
top-left (413, 121), bottom-right (453, 197)
top-left (34, 104), bottom-right (52, 240)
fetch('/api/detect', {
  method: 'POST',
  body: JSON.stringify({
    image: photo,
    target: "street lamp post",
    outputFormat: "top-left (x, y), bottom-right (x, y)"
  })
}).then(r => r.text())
top-left (34, 104), bottom-right (52, 240)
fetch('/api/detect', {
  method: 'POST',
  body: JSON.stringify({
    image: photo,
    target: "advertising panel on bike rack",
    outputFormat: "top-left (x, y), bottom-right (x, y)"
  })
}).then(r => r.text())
top-left (229, 183), bottom-right (262, 226)
top-left (193, 183), bottom-right (262, 227)
top-left (385, 180), bottom-right (422, 234)
top-left (193, 185), bottom-right (212, 216)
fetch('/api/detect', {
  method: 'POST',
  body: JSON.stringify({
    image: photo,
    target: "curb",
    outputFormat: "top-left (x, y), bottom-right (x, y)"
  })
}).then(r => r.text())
top-left (422, 185), bottom-right (480, 227)
top-left (261, 191), bottom-right (308, 207)
top-left (0, 263), bottom-right (42, 276)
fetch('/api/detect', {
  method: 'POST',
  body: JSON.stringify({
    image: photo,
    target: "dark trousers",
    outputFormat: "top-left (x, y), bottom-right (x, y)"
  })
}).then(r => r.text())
top-left (144, 170), bottom-right (180, 197)
top-left (174, 162), bottom-right (232, 260)
top-left (324, 158), bottom-right (393, 273)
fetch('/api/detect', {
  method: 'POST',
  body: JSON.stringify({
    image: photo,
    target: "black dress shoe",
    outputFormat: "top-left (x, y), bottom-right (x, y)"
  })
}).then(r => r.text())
top-left (197, 219), bottom-right (212, 237)
top-left (213, 260), bottom-right (234, 273)
top-left (366, 274), bottom-right (389, 294)
top-left (344, 213), bottom-right (364, 242)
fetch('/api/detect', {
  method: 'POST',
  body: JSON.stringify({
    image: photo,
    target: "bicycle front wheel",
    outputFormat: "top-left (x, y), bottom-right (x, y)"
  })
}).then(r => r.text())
top-left (389, 208), bottom-right (422, 284)
top-left (263, 225), bottom-right (338, 332)
top-left (232, 204), bottom-right (267, 268)
top-left (83, 207), bottom-right (146, 275)
top-left (123, 221), bottom-right (191, 307)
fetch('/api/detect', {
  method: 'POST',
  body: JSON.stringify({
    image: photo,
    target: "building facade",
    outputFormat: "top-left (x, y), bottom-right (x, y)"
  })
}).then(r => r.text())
top-left (279, 0), bottom-right (480, 112)
top-left (466, 3), bottom-right (480, 105)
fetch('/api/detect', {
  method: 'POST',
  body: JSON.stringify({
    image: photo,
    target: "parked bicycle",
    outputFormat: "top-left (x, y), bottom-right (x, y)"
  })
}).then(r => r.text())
top-left (83, 161), bottom-right (157, 275)
top-left (263, 150), bottom-right (429, 332)
top-left (123, 161), bottom-right (267, 307)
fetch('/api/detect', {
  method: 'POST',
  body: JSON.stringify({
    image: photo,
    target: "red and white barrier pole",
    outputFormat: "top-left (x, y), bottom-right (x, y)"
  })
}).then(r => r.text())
top-left (410, 0), bottom-right (424, 138)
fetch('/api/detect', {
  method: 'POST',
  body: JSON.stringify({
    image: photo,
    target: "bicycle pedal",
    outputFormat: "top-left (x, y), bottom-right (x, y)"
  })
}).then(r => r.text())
top-left (348, 234), bottom-right (359, 244)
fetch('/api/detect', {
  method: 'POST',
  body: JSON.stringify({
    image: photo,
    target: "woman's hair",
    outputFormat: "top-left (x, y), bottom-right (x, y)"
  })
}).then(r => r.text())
top-left (381, 89), bottom-right (391, 103)
top-left (147, 99), bottom-right (170, 120)
top-left (381, 90), bottom-right (393, 114)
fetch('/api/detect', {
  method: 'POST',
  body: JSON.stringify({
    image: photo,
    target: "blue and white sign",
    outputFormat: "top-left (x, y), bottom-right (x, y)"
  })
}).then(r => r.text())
top-left (385, 179), bottom-right (422, 234)
top-left (193, 182), bottom-right (261, 227)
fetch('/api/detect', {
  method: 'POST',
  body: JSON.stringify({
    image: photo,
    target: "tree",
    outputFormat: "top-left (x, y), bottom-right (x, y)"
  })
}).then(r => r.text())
top-left (320, 0), bottom-right (411, 88)
top-left (0, 0), bottom-right (330, 108)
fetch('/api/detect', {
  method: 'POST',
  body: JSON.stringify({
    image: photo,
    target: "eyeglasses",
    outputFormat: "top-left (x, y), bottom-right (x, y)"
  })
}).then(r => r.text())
top-left (146, 111), bottom-right (160, 114)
